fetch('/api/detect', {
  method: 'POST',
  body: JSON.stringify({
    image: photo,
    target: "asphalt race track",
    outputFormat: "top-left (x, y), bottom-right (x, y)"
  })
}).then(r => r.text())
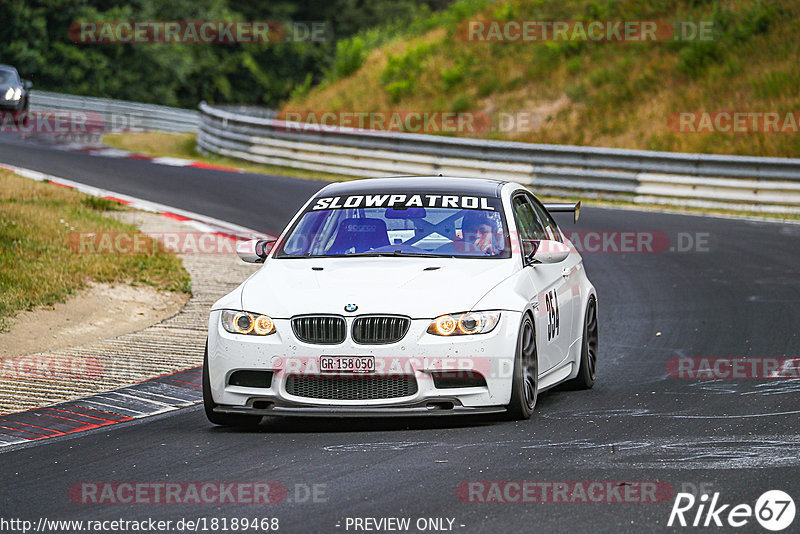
top-left (0, 135), bottom-right (323, 230)
top-left (2, 134), bottom-right (799, 533)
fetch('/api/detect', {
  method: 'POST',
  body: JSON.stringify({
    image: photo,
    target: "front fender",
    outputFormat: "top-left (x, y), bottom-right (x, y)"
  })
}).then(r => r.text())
top-left (471, 269), bottom-right (534, 317)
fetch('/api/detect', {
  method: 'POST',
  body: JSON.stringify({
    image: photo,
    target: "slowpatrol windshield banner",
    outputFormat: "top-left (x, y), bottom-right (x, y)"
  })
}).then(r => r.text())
top-left (311, 194), bottom-right (496, 211)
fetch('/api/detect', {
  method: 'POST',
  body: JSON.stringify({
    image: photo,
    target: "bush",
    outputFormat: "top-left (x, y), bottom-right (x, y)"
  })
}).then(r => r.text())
top-left (381, 42), bottom-right (434, 102)
top-left (441, 66), bottom-right (466, 91)
top-left (328, 37), bottom-right (367, 80)
top-left (440, 53), bottom-right (476, 91)
top-left (477, 78), bottom-right (500, 98)
top-left (450, 93), bottom-right (472, 112)
top-left (384, 80), bottom-right (416, 102)
top-left (289, 73), bottom-right (314, 101)
top-left (678, 40), bottom-right (720, 77)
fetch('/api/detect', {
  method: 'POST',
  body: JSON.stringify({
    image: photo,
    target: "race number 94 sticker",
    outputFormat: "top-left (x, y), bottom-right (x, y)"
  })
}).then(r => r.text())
top-left (545, 290), bottom-right (560, 342)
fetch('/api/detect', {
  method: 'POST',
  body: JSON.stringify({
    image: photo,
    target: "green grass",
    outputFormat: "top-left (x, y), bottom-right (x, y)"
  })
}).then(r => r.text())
top-left (0, 170), bottom-right (190, 331)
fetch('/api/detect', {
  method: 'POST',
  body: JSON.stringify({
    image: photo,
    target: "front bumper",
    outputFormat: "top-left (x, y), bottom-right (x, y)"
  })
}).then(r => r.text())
top-left (213, 400), bottom-right (506, 418)
top-left (0, 100), bottom-right (25, 112)
top-left (207, 310), bottom-right (521, 416)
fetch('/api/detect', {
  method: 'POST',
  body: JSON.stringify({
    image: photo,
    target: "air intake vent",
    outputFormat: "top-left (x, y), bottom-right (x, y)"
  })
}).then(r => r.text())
top-left (285, 375), bottom-right (418, 400)
top-left (292, 315), bottom-right (346, 344)
top-left (352, 316), bottom-right (410, 345)
top-left (430, 371), bottom-right (487, 389)
top-left (229, 370), bottom-right (273, 388)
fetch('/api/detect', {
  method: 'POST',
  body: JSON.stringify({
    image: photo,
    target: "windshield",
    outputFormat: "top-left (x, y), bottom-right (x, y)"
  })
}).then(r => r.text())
top-left (0, 68), bottom-right (17, 85)
top-left (274, 193), bottom-right (510, 259)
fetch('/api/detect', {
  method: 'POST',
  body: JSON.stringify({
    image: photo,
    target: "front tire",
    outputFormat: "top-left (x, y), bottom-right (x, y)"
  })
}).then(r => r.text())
top-left (15, 98), bottom-right (28, 126)
top-left (506, 314), bottom-right (538, 420)
top-left (203, 343), bottom-right (262, 427)
top-left (566, 296), bottom-right (598, 389)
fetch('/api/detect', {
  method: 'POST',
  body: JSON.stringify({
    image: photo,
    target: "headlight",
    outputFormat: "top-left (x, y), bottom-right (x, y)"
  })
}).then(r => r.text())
top-left (3, 88), bottom-right (21, 101)
top-left (427, 311), bottom-right (501, 336)
top-left (221, 310), bottom-right (276, 336)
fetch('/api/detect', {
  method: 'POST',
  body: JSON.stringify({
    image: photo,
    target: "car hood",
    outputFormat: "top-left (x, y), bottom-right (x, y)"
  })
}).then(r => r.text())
top-left (240, 257), bottom-right (517, 318)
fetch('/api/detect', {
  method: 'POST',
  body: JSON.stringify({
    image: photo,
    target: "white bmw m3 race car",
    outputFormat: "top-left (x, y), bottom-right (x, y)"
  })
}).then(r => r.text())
top-left (204, 177), bottom-right (598, 425)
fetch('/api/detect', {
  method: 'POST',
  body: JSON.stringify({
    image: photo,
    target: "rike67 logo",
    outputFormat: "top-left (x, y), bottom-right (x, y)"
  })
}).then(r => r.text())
top-left (668, 490), bottom-right (796, 531)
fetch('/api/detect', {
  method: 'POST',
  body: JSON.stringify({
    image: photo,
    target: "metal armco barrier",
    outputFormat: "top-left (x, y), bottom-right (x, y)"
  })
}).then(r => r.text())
top-left (30, 91), bottom-right (199, 133)
top-left (197, 102), bottom-right (800, 213)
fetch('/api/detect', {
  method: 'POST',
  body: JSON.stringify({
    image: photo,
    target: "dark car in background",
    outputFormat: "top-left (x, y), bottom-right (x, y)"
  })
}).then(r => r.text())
top-left (0, 65), bottom-right (32, 122)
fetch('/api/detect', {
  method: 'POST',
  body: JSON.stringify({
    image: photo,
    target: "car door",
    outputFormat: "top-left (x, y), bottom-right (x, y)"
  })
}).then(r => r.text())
top-left (510, 193), bottom-right (568, 373)
top-left (526, 194), bottom-right (577, 367)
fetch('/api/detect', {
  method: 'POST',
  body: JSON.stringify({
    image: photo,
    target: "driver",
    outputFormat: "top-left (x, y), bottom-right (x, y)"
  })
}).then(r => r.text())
top-left (459, 211), bottom-right (501, 255)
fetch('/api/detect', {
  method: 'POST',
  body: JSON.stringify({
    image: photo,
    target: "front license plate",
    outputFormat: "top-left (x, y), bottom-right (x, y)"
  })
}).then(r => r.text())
top-left (320, 356), bottom-right (375, 373)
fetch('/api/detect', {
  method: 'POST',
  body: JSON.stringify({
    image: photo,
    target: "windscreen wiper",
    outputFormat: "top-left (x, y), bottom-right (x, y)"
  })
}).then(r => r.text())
top-left (322, 251), bottom-right (454, 258)
top-left (280, 251), bottom-right (455, 258)
top-left (384, 251), bottom-right (455, 258)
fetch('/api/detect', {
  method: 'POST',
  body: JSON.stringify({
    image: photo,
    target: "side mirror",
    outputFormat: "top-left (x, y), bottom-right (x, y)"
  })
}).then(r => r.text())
top-left (544, 201), bottom-right (580, 223)
top-left (236, 238), bottom-right (276, 263)
top-left (22, 80), bottom-right (33, 90)
top-left (526, 240), bottom-right (570, 265)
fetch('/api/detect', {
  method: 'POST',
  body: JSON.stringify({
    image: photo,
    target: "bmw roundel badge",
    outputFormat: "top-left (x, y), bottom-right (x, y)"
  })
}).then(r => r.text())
top-left (344, 303), bottom-right (358, 312)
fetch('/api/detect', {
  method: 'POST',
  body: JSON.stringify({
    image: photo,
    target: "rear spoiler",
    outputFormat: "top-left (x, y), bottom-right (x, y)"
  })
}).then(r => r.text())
top-left (544, 201), bottom-right (581, 223)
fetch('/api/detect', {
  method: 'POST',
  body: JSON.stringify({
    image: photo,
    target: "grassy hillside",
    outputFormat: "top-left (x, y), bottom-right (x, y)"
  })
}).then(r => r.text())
top-left (283, 0), bottom-right (800, 157)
